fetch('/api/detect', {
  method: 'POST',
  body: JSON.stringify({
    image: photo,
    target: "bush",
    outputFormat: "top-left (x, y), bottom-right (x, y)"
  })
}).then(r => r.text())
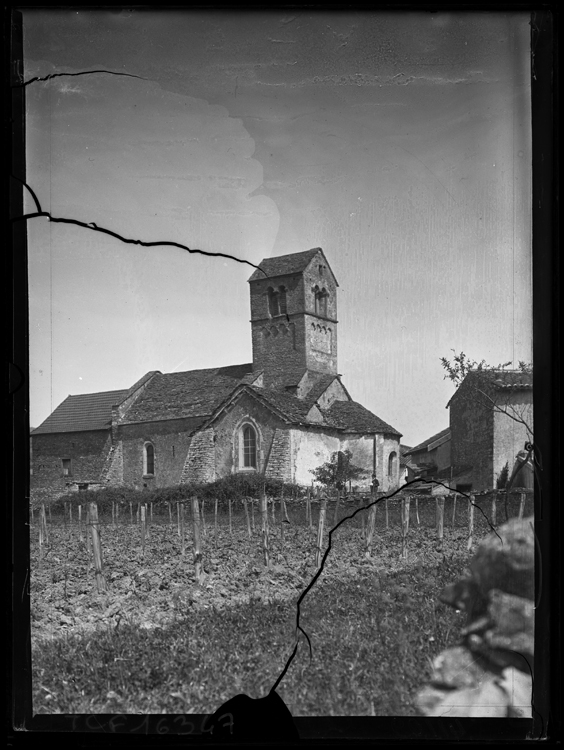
top-left (45, 475), bottom-right (305, 514)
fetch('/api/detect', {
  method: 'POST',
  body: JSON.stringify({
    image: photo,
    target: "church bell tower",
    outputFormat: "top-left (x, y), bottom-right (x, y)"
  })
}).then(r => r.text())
top-left (248, 248), bottom-right (338, 390)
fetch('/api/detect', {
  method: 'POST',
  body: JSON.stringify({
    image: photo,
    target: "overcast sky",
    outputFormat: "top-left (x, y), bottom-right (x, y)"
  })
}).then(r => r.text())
top-left (24, 10), bottom-right (532, 446)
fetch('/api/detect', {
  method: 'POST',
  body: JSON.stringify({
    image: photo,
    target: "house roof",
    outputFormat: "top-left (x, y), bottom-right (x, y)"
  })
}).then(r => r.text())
top-left (324, 401), bottom-right (402, 436)
top-left (247, 247), bottom-right (338, 285)
top-left (405, 427), bottom-right (450, 455)
top-left (490, 370), bottom-right (533, 389)
top-left (446, 369), bottom-right (533, 408)
top-left (122, 364), bottom-right (254, 423)
top-left (32, 389), bottom-right (129, 434)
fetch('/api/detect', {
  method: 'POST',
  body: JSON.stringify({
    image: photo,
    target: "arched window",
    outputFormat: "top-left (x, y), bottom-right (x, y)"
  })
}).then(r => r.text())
top-left (241, 424), bottom-right (257, 469)
top-left (278, 286), bottom-right (287, 315)
top-left (144, 443), bottom-right (155, 476)
top-left (388, 451), bottom-right (397, 478)
top-left (314, 287), bottom-right (328, 317)
top-left (268, 286), bottom-right (287, 317)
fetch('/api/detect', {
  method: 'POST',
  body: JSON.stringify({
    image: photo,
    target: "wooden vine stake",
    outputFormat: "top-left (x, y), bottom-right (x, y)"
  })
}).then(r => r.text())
top-left (144, 502), bottom-right (150, 541)
top-left (89, 502), bottom-right (107, 593)
top-left (491, 492), bottom-right (497, 527)
top-left (251, 497), bottom-right (255, 532)
top-left (129, 501), bottom-right (133, 524)
top-left (214, 497), bottom-right (218, 536)
top-left (415, 496), bottom-right (420, 526)
top-left (385, 497), bottom-right (389, 529)
top-left (201, 500), bottom-right (206, 536)
top-left (518, 492), bottom-right (526, 519)
top-left (111, 501), bottom-right (116, 529)
top-left (136, 503), bottom-right (140, 524)
top-left (315, 495), bottom-right (327, 568)
top-left (467, 495), bottom-right (475, 551)
top-left (306, 488), bottom-right (312, 528)
top-left (41, 503), bottom-right (49, 544)
top-left (401, 495), bottom-right (411, 559)
top-left (177, 501), bottom-right (181, 538)
top-left (140, 504), bottom-right (146, 557)
top-left (180, 502), bottom-right (186, 555)
top-left (436, 496), bottom-right (445, 551)
top-left (452, 493), bottom-right (457, 529)
top-left (228, 497), bottom-right (232, 535)
top-left (85, 506), bottom-right (92, 568)
top-left (78, 504), bottom-right (83, 542)
top-left (243, 497), bottom-right (252, 539)
top-left (168, 501), bottom-right (172, 528)
top-left (38, 505), bottom-right (45, 559)
top-left (333, 490), bottom-right (341, 525)
top-left (150, 502), bottom-right (153, 523)
top-left (365, 501), bottom-right (377, 558)
top-left (191, 497), bottom-right (202, 583)
top-left (260, 487), bottom-right (270, 568)
top-left (280, 492), bottom-right (285, 545)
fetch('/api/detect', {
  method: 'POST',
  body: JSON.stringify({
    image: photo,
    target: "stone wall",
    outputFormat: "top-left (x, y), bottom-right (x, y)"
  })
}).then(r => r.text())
top-left (31, 430), bottom-right (112, 491)
top-left (449, 380), bottom-right (494, 490)
top-left (264, 428), bottom-right (292, 481)
top-left (416, 516), bottom-right (534, 717)
top-left (180, 428), bottom-right (215, 484)
top-left (118, 417), bottom-right (201, 489)
top-left (211, 392), bottom-right (284, 478)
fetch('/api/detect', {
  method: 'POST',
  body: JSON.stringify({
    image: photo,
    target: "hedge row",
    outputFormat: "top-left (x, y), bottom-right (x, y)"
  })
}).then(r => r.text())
top-left (33, 474), bottom-right (307, 513)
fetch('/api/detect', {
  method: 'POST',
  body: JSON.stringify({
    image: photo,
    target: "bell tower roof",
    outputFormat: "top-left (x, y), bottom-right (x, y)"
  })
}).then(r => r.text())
top-left (248, 247), bottom-right (338, 287)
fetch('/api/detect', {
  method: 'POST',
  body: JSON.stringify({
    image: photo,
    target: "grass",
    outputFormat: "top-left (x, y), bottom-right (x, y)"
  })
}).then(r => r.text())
top-left (33, 555), bottom-right (465, 716)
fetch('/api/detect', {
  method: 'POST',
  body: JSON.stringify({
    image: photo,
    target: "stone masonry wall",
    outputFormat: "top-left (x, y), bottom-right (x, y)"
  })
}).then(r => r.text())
top-left (264, 428), bottom-right (292, 481)
top-left (450, 381), bottom-right (494, 491)
top-left (31, 430), bottom-right (111, 491)
top-left (180, 428), bottom-right (215, 484)
top-left (102, 440), bottom-right (124, 485)
top-left (212, 393), bottom-right (282, 477)
top-left (119, 417), bottom-right (201, 489)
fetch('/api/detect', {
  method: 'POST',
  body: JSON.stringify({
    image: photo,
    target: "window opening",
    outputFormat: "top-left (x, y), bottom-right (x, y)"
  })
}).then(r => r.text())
top-left (242, 425), bottom-right (257, 469)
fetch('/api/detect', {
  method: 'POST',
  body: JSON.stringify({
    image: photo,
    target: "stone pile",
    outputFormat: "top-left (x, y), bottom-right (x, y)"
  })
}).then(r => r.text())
top-left (416, 515), bottom-right (534, 717)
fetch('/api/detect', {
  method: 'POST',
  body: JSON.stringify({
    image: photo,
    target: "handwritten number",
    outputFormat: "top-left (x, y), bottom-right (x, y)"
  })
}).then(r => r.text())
top-left (173, 715), bottom-right (195, 735)
top-left (156, 718), bottom-right (170, 734)
top-left (218, 712), bottom-right (234, 735)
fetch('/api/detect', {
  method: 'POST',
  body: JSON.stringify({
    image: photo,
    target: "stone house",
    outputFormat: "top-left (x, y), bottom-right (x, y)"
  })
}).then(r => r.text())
top-left (403, 428), bottom-right (451, 485)
top-left (31, 248), bottom-right (402, 493)
top-left (448, 369), bottom-right (533, 492)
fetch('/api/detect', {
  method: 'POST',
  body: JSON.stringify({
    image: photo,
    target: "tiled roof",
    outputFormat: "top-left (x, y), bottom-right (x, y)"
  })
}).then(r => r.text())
top-left (32, 389), bottom-right (129, 434)
top-left (489, 370), bottom-right (533, 389)
top-left (302, 374), bottom-right (340, 404)
top-left (249, 386), bottom-right (313, 423)
top-left (446, 369), bottom-right (532, 408)
top-left (248, 248), bottom-right (336, 283)
top-left (324, 401), bottom-right (402, 436)
top-left (405, 427), bottom-right (450, 455)
top-left (123, 363), bottom-right (253, 422)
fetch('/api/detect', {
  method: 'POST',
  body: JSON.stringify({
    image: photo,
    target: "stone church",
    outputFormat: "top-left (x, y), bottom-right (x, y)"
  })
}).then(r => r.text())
top-left (31, 248), bottom-right (402, 493)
